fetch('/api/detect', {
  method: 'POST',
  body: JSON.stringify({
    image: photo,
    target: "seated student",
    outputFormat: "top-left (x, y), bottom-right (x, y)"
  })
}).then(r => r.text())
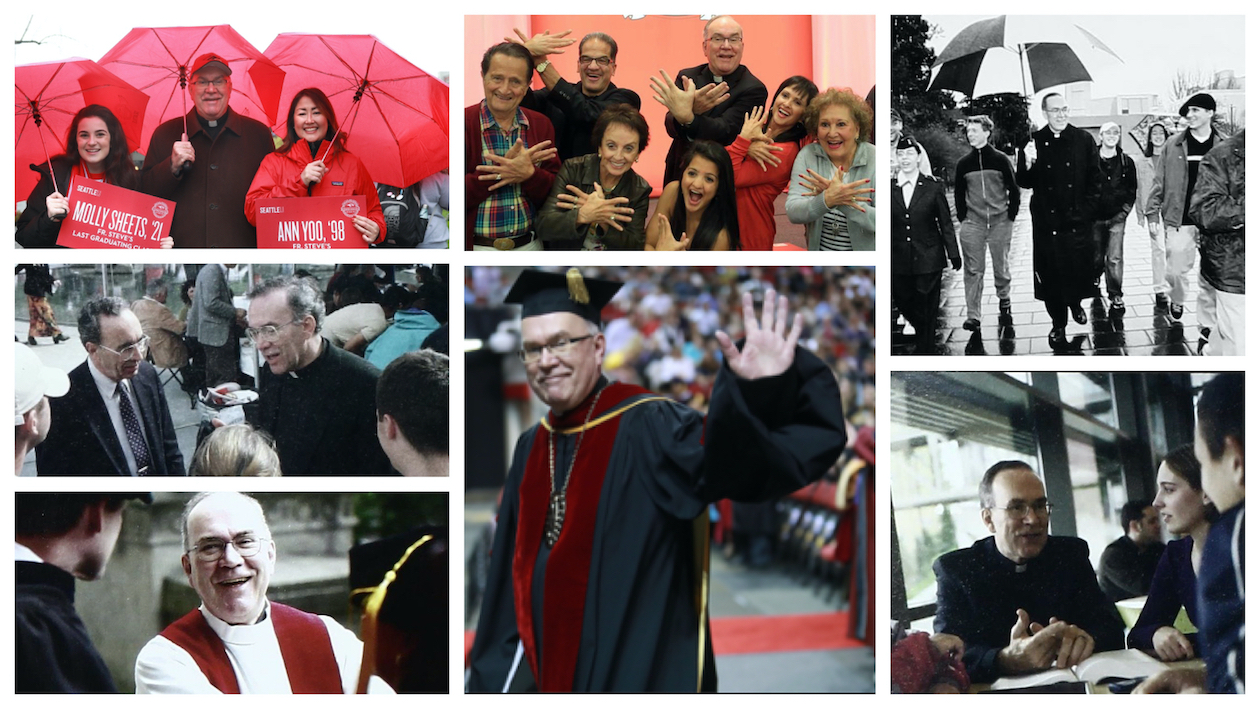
top-left (1098, 500), bottom-right (1165, 601)
top-left (1128, 446), bottom-right (1213, 659)
top-left (933, 461), bottom-right (1125, 683)
top-left (1137, 373), bottom-right (1244, 694)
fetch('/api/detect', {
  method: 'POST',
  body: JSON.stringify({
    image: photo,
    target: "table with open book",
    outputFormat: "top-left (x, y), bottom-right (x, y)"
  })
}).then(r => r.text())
top-left (973, 650), bottom-right (1204, 693)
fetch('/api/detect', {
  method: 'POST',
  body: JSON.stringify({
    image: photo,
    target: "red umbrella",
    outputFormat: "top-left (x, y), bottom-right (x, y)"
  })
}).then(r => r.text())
top-left (15, 58), bottom-right (150, 201)
top-left (264, 34), bottom-right (448, 187)
top-left (98, 25), bottom-right (285, 151)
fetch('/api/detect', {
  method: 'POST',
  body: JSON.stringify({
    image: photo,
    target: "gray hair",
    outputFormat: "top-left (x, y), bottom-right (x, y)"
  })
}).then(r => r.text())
top-left (77, 296), bottom-right (130, 346)
top-left (247, 275), bottom-right (325, 334)
top-left (145, 277), bottom-right (169, 298)
top-left (179, 491), bottom-right (270, 553)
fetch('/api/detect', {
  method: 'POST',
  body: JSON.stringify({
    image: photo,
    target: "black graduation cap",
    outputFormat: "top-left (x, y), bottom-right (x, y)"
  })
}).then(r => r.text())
top-left (504, 268), bottom-right (622, 324)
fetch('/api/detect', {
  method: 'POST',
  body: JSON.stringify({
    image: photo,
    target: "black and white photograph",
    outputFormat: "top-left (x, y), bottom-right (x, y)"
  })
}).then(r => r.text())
top-left (891, 15), bottom-right (1244, 355)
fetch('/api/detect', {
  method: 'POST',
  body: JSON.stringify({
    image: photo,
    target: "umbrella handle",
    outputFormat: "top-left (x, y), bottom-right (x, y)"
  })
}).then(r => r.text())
top-left (33, 115), bottom-right (61, 196)
top-left (174, 133), bottom-right (190, 178)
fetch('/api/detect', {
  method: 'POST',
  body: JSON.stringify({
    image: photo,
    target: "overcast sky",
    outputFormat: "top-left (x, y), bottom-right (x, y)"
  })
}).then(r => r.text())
top-left (13, 6), bottom-right (449, 77)
top-left (924, 15), bottom-right (1244, 107)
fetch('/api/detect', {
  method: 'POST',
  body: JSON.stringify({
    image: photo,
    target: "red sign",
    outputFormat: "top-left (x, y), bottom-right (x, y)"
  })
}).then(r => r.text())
top-left (255, 196), bottom-right (369, 249)
top-left (56, 176), bottom-right (175, 249)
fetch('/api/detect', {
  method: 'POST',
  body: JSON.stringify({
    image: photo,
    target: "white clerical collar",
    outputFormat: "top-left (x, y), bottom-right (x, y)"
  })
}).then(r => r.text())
top-left (15, 541), bottom-right (44, 563)
top-left (199, 601), bottom-right (272, 645)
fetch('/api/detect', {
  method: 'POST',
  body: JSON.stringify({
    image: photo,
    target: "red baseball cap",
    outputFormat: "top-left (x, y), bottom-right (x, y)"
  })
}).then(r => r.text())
top-left (190, 53), bottom-right (232, 77)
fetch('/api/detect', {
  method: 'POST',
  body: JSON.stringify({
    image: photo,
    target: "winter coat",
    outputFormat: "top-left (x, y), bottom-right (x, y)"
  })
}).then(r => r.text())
top-left (16, 156), bottom-right (139, 248)
top-left (1190, 130), bottom-right (1245, 294)
top-left (244, 139), bottom-right (387, 244)
top-left (1146, 127), bottom-right (1222, 229)
top-left (141, 108), bottom-right (275, 248)
top-left (1095, 149), bottom-right (1137, 220)
top-left (1015, 123), bottom-right (1101, 302)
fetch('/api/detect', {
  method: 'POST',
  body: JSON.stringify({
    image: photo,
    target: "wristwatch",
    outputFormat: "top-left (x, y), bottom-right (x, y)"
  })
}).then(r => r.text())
top-left (535, 60), bottom-right (551, 74)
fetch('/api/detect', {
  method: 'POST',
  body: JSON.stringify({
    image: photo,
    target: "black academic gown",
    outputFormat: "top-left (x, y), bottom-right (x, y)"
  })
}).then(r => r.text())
top-left (466, 348), bottom-right (847, 692)
top-left (16, 561), bottom-right (117, 693)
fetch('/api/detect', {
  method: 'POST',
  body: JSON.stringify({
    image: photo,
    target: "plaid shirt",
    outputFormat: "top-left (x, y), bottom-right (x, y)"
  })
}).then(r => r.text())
top-left (475, 102), bottom-right (534, 237)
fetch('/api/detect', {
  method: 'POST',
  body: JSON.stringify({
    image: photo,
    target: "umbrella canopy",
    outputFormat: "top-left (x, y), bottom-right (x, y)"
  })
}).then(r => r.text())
top-left (15, 58), bottom-right (150, 201)
top-left (264, 34), bottom-right (448, 187)
top-left (99, 25), bottom-right (285, 150)
top-left (929, 16), bottom-right (1122, 97)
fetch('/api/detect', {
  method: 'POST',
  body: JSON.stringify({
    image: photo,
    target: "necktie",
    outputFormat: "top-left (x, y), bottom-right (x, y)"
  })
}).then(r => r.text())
top-left (117, 382), bottom-right (152, 475)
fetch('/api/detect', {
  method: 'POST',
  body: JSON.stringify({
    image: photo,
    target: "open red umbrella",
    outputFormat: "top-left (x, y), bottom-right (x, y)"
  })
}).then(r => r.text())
top-left (264, 34), bottom-right (448, 187)
top-left (15, 58), bottom-right (150, 201)
top-left (98, 25), bottom-right (285, 151)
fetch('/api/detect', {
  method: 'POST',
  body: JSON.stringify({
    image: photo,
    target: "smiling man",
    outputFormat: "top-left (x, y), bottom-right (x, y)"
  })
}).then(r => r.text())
top-left (141, 53), bottom-right (275, 248)
top-left (465, 42), bottom-right (562, 251)
top-left (135, 493), bottom-right (393, 693)
top-left (37, 297), bottom-right (184, 477)
top-left (933, 461), bottom-right (1125, 683)
top-left (517, 30), bottom-right (642, 162)
top-left (657, 15), bottom-right (767, 185)
top-left (466, 268), bottom-right (847, 692)
top-left (242, 275), bottom-right (391, 476)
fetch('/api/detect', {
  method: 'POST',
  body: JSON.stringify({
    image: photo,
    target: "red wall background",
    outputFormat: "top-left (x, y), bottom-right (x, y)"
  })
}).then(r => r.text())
top-left (466, 15), bottom-right (874, 195)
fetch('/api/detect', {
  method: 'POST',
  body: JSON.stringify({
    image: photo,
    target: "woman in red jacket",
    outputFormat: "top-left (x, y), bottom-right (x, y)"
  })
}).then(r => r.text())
top-left (245, 88), bottom-right (386, 244)
top-left (726, 76), bottom-right (818, 250)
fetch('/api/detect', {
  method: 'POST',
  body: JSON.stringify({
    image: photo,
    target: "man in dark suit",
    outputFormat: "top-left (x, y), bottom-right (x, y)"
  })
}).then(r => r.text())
top-left (891, 136), bottom-right (960, 355)
top-left (37, 298), bottom-right (185, 476)
top-left (933, 461), bottom-right (1125, 683)
top-left (652, 15), bottom-right (767, 184)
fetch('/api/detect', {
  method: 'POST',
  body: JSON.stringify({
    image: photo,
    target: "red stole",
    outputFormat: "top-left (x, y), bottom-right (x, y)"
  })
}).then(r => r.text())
top-left (512, 383), bottom-right (662, 691)
top-left (159, 603), bottom-right (343, 693)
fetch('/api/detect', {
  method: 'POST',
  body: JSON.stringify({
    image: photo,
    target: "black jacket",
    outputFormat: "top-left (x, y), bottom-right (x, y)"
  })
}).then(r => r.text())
top-left (524, 80), bottom-right (642, 162)
top-left (535, 153), bottom-right (652, 250)
top-left (1191, 130), bottom-right (1245, 294)
top-left (36, 360), bottom-right (185, 476)
top-left (247, 339), bottom-right (393, 476)
top-left (17, 561), bottom-right (118, 692)
top-left (1097, 534), bottom-right (1165, 602)
top-left (891, 174), bottom-right (959, 275)
top-left (934, 536), bottom-right (1126, 683)
top-left (662, 63), bottom-right (766, 184)
top-left (1095, 148), bottom-right (1137, 220)
top-left (16, 157), bottom-right (140, 248)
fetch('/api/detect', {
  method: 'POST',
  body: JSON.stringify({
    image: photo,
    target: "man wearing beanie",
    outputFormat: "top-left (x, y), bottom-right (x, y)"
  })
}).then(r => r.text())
top-left (1145, 92), bottom-right (1221, 349)
top-left (14, 343), bottom-right (69, 475)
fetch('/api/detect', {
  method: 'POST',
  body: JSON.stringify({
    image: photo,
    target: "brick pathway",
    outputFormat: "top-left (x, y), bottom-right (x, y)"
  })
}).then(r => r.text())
top-left (893, 198), bottom-right (1209, 356)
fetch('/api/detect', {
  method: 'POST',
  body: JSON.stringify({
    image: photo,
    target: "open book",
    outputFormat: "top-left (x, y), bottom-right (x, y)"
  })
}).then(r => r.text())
top-left (989, 649), bottom-right (1168, 691)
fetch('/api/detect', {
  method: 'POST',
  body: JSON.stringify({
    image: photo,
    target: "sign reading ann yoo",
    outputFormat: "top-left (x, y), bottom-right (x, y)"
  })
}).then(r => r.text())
top-left (255, 195), bottom-right (369, 249)
top-left (56, 176), bottom-right (175, 249)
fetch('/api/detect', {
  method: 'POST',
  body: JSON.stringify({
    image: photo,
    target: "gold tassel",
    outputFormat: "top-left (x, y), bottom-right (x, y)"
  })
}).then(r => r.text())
top-left (566, 268), bottom-right (589, 304)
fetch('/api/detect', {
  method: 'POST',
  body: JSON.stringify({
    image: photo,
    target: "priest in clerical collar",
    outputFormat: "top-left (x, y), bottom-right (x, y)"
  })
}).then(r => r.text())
top-left (467, 267), bottom-right (848, 692)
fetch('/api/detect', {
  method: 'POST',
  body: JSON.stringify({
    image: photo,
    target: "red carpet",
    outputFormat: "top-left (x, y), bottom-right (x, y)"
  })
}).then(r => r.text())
top-left (464, 611), bottom-right (862, 664)
top-left (710, 611), bottom-right (864, 655)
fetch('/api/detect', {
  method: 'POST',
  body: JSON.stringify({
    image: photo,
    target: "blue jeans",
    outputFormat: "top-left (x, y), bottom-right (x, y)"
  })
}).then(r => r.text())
top-left (1092, 210), bottom-right (1128, 297)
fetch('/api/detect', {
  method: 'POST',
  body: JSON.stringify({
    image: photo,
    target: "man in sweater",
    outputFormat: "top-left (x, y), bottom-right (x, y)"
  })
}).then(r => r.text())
top-left (954, 115), bottom-right (1019, 331)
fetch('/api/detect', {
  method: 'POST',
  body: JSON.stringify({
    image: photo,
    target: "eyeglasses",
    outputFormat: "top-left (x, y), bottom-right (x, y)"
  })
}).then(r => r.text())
top-left (579, 56), bottom-right (612, 67)
top-left (518, 335), bottom-right (594, 363)
top-left (193, 78), bottom-right (227, 89)
top-left (990, 501), bottom-right (1054, 517)
top-left (187, 535), bottom-right (269, 562)
top-left (97, 335), bottom-right (149, 360)
top-left (706, 34), bottom-right (743, 47)
top-left (246, 321), bottom-right (300, 343)
top-left (1044, 107), bottom-right (1071, 116)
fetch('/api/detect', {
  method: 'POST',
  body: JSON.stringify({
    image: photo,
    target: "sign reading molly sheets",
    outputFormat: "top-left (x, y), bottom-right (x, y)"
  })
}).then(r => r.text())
top-left (56, 177), bottom-right (174, 249)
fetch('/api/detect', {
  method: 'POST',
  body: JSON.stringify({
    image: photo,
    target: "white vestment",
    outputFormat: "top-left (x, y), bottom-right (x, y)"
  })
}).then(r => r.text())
top-left (135, 602), bottom-right (394, 694)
